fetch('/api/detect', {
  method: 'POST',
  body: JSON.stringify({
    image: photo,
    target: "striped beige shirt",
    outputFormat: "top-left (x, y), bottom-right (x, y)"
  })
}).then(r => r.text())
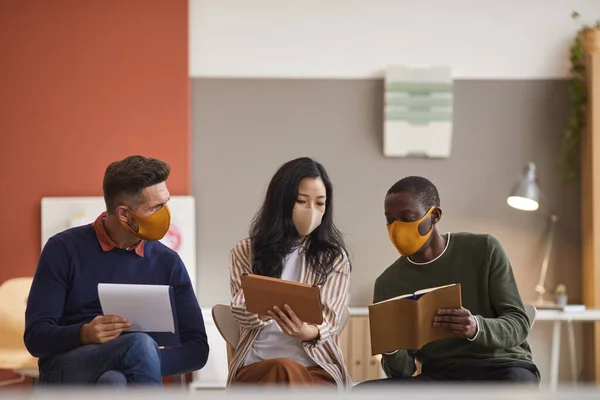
top-left (228, 238), bottom-right (352, 389)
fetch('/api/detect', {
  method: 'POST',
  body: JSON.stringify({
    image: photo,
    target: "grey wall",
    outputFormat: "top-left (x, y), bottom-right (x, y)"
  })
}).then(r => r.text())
top-left (192, 78), bottom-right (579, 309)
top-left (191, 78), bottom-right (583, 384)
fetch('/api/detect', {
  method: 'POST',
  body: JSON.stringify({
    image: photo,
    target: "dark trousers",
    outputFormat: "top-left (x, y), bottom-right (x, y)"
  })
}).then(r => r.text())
top-left (39, 333), bottom-right (162, 386)
top-left (354, 362), bottom-right (539, 387)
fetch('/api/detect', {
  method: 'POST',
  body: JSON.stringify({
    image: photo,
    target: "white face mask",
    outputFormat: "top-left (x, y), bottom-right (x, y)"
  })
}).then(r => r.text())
top-left (292, 208), bottom-right (324, 236)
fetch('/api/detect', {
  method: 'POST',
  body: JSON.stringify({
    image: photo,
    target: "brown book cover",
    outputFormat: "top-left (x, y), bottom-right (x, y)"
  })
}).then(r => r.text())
top-left (241, 273), bottom-right (324, 325)
top-left (368, 283), bottom-right (462, 355)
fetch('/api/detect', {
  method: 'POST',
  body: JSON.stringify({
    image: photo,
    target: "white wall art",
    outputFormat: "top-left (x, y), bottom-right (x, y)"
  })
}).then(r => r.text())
top-left (40, 196), bottom-right (197, 291)
top-left (384, 65), bottom-right (453, 158)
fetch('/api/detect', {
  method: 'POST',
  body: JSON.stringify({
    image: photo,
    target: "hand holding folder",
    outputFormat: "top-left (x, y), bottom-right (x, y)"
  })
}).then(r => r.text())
top-left (368, 283), bottom-right (462, 355)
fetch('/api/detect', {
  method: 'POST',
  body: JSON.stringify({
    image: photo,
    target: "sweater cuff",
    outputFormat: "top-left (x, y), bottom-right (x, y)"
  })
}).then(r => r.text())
top-left (59, 323), bottom-right (85, 352)
top-left (300, 324), bottom-right (321, 344)
top-left (467, 316), bottom-right (481, 341)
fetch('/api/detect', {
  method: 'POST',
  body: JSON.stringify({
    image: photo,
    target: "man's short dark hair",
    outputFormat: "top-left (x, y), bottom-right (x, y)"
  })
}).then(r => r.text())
top-left (103, 155), bottom-right (171, 214)
top-left (387, 176), bottom-right (441, 209)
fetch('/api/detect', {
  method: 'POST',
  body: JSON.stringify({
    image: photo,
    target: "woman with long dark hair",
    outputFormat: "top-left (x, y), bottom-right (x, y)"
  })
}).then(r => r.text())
top-left (227, 157), bottom-right (352, 389)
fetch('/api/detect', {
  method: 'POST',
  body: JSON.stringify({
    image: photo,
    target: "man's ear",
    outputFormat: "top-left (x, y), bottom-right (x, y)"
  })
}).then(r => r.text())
top-left (431, 207), bottom-right (443, 225)
top-left (115, 206), bottom-right (130, 222)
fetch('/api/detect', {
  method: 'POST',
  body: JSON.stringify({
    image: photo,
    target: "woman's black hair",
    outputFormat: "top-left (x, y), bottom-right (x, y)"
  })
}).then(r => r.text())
top-left (249, 157), bottom-right (349, 284)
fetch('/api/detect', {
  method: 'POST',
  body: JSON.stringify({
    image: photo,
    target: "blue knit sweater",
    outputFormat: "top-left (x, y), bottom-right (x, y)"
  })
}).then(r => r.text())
top-left (24, 224), bottom-right (209, 376)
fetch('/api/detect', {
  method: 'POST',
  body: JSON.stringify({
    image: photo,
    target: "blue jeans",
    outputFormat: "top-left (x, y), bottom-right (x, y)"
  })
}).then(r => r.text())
top-left (39, 332), bottom-right (162, 386)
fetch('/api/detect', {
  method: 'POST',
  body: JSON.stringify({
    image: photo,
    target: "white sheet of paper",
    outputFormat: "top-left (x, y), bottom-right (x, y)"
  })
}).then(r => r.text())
top-left (97, 283), bottom-right (175, 333)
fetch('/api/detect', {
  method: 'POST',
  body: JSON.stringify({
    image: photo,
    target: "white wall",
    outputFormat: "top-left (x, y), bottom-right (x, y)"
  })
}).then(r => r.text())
top-left (189, 0), bottom-right (600, 79)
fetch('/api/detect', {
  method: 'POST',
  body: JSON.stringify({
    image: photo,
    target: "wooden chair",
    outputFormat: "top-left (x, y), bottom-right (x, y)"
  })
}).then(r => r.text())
top-left (211, 304), bottom-right (350, 365)
top-left (0, 277), bottom-right (39, 386)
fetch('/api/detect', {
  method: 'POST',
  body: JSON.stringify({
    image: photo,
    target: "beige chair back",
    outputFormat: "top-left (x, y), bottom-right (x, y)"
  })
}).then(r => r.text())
top-left (0, 277), bottom-right (33, 349)
top-left (212, 304), bottom-right (241, 364)
top-left (0, 277), bottom-right (38, 385)
top-left (525, 304), bottom-right (537, 329)
top-left (339, 306), bottom-right (350, 333)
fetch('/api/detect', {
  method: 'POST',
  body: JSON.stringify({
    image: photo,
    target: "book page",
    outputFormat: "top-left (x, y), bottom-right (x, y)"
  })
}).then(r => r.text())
top-left (372, 293), bottom-right (413, 305)
top-left (414, 283), bottom-right (456, 296)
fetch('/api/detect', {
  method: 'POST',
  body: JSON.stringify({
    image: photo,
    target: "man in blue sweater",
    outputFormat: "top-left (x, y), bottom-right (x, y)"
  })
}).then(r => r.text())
top-left (24, 155), bottom-right (209, 386)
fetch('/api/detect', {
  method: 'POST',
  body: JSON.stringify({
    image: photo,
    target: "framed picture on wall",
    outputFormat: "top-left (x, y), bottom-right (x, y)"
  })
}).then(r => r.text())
top-left (40, 196), bottom-right (197, 290)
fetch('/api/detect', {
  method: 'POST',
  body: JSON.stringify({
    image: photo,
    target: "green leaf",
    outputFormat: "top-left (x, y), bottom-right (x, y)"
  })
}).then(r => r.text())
top-left (559, 11), bottom-right (592, 184)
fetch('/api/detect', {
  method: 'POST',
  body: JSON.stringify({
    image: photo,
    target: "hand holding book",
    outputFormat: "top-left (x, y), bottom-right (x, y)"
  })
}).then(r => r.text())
top-left (368, 283), bottom-right (463, 355)
top-left (433, 307), bottom-right (477, 340)
top-left (268, 304), bottom-right (320, 342)
top-left (240, 273), bottom-right (324, 325)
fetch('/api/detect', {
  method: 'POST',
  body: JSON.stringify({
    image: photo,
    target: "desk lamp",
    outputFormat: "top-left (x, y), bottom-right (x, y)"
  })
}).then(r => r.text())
top-left (507, 162), bottom-right (559, 307)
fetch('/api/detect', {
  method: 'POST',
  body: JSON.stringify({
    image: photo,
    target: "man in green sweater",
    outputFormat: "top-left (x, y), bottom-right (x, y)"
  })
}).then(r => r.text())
top-left (357, 176), bottom-right (539, 386)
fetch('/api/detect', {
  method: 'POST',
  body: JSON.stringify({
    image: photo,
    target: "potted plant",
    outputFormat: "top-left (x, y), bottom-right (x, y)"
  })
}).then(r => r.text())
top-left (555, 283), bottom-right (568, 307)
top-left (558, 12), bottom-right (600, 183)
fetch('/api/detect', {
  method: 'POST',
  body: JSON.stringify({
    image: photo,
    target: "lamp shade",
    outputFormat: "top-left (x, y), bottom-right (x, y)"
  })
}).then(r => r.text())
top-left (507, 162), bottom-right (541, 211)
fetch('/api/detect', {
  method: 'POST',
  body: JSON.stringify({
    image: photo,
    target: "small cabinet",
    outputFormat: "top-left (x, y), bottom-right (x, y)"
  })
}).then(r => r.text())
top-left (339, 315), bottom-right (383, 382)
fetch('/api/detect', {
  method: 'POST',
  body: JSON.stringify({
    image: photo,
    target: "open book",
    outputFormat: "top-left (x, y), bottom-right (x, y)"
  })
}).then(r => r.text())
top-left (368, 283), bottom-right (462, 355)
top-left (241, 273), bottom-right (324, 325)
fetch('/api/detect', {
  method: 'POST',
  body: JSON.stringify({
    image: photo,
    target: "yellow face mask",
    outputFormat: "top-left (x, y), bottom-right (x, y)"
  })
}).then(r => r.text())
top-left (387, 206), bottom-right (435, 256)
top-left (120, 205), bottom-right (171, 241)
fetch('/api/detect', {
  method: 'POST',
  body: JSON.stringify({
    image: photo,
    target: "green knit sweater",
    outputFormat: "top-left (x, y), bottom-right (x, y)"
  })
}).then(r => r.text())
top-left (375, 232), bottom-right (534, 378)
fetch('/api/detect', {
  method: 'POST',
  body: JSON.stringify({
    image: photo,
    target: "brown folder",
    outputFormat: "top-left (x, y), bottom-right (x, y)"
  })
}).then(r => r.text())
top-left (368, 283), bottom-right (462, 355)
top-left (241, 273), bottom-right (324, 325)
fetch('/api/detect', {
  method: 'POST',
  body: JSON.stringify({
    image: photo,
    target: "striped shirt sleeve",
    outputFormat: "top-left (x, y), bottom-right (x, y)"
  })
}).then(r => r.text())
top-left (306, 251), bottom-right (351, 347)
top-left (229, 239), bottom-right (270, 329)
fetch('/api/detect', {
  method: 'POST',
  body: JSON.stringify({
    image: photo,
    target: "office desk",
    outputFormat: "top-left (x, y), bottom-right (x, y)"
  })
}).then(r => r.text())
top-left (536, 309), bottom-right (600, 391)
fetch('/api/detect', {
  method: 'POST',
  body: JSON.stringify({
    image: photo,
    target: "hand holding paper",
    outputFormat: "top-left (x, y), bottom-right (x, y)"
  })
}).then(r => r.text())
top-left (80, 315), bottom-right (131, 344)
top-left (98, 283), bottom-right (175, 333)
